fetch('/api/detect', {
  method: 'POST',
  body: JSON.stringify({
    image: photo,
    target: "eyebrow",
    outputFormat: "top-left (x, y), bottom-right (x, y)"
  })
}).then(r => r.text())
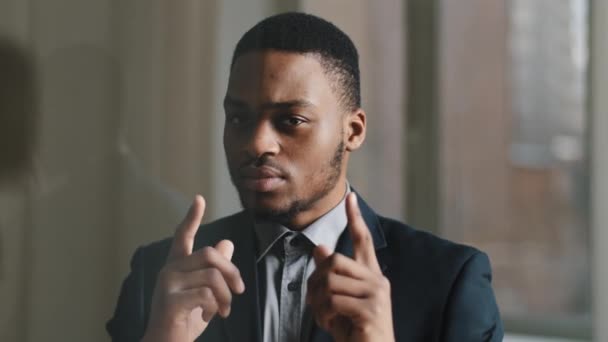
top-left (223, 95), bottom-right (316, 111)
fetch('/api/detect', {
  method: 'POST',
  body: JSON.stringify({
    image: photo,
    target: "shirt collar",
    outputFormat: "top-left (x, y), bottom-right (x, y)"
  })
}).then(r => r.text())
top-left (254, 182), bottom-right (350, 262)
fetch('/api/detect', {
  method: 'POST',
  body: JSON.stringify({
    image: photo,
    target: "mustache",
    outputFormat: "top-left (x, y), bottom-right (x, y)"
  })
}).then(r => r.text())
top-left (237, 156), bottom-right (288, 177)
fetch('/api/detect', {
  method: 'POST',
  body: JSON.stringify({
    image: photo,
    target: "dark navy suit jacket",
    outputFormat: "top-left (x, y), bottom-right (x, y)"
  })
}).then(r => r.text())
top-left (107, 195), bottom-right (503, 341)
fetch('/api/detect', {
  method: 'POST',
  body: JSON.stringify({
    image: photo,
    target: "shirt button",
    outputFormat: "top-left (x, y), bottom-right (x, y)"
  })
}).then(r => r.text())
top-left (289, 237), bottom-right (300, 247)
top-left (287, 281), bottom-right (299, 291)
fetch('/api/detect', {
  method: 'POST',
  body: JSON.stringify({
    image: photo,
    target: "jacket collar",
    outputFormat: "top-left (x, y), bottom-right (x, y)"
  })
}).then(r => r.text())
top-left (309, 191), bottom-right (388, 342)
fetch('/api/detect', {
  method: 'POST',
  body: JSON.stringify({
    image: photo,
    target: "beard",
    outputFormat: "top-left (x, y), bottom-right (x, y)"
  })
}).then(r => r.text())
top-left (236, 140), bottom-right (345, 225)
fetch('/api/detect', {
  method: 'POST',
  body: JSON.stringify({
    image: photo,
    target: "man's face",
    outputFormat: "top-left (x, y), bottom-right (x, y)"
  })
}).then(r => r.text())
top-left (223, 50), bottom-right (348, 224)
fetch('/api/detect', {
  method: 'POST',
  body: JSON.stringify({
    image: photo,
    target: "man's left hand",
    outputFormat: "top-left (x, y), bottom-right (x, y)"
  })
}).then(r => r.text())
top-left (306, 193), bottom-right (395, 342)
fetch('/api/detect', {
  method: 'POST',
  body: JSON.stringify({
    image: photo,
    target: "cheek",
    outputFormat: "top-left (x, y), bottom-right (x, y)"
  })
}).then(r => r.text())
top-left (223, 126), bottom-right (243, 153)
top-left (285, 126), bottom-right (340, 173)
top-left (223, 132), bottom-right (241, 169)
top-left (222, 133), bottom-right (231, 158)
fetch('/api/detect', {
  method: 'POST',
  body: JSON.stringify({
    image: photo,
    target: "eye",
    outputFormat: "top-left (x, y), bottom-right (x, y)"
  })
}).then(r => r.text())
top-left (281, 116), bottom-right (306, 127)
top-left (229, 116), bottom-right (241, 125)
top-left (227, 113), bottom-right (247, 125)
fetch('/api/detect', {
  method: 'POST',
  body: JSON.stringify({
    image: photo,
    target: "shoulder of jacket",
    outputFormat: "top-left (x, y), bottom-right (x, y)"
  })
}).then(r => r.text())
top-left (377, 215), bottom-right (481, 263)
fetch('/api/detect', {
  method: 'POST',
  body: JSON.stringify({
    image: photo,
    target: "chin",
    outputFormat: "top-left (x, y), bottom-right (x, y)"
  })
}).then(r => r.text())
top-left (239, 189), bottom-right (284, 209)
top-left (238, 190), bottom-right (300, 222)
top-left (249, 202), bottom-right (299, 223)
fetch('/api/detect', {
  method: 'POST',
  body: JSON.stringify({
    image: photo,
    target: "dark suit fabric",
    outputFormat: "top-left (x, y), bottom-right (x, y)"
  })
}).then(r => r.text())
top-left (107, 196), bottom-right (503, 341)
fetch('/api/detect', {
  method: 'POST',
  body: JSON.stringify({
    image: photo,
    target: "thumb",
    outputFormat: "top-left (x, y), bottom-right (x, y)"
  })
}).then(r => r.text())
top-left (312, 244), bottom-right (332, 266)
top-left (215, 239), bottom-right (235, 260)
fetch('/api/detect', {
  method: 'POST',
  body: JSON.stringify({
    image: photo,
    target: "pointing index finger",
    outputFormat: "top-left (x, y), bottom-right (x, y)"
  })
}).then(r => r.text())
top-left (168, 195), bottom-right (206, 260)
top-left (346, 193), bottom-right (380, 272)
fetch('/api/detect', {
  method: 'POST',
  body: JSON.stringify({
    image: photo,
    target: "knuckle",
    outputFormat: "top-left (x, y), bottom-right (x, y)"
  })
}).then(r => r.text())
top-left (229, 265), bottom-right (242, 281)
top-left (369, 302), bottom-right (382, 316)
top-left (201, 246), bottom-right (215, 260)
top-left (206, 268), bottom-right (222, 283)
top-left (328, 254), bottom-right (340, 268)
top-left (224, 289), bottom-right (233, 302)
top-left (381, 276), bottom-right (391, 289)
top-left (354, 231), bottom-right (370, 245)
top-left (359, 321), bottom-right (374, 335)
top-left (222, 293), bottom-right (233, 308)
top-left (231, 264), bottom-right (241, 276)
top-left (198, 287), bottom-right (213, 300)
top-left (378, 276), bottom-right (391, 294)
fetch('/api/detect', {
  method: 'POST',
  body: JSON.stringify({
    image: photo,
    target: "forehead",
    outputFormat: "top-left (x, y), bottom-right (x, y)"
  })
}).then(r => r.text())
top-left (226, 50), bottom-right (336, 108)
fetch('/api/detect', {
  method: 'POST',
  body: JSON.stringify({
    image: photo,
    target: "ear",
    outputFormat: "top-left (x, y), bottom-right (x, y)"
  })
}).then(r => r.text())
top-left (344, 108), bottom-right (366, 152)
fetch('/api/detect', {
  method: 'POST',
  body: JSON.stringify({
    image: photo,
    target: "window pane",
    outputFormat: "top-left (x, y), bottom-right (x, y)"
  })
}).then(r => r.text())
top-left (506, 0), bottom-right (589, 318)
top-left (439, 0), bottom-right (590, 332)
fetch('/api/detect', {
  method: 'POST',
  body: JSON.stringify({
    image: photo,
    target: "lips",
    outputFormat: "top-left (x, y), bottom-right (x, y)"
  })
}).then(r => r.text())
top-left (240, 166), bottom-right (282, 178)
top-left (238, 166), bottom-right (286, 192)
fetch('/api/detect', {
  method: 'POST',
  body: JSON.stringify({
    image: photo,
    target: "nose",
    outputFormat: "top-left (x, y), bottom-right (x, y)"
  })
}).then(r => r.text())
top-left (244, 120), bottom-right (280, 159)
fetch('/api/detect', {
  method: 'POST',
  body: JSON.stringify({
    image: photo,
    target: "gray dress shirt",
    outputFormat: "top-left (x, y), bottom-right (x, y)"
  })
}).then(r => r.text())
top-left (254, 187), bottom-right (349, 342)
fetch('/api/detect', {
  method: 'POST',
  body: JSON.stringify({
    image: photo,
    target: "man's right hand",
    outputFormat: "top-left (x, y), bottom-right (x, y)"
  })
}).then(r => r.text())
top-left (142, 195), bottom-right (245, 342)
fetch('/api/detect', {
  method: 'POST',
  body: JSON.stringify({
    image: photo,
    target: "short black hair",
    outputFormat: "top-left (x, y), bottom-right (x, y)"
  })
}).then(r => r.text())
top-left (231, 12), bottom-right (361, 111)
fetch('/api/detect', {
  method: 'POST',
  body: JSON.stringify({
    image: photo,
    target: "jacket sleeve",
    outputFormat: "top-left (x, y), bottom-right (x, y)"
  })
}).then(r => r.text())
top-left (440, 251), bottom-right (504, 342)
top-left (106, 247), bottom-right (148, 342)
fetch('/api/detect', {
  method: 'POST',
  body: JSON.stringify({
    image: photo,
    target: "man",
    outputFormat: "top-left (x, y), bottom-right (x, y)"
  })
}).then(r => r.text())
top-left (107, 12), bottom-right (503, 342)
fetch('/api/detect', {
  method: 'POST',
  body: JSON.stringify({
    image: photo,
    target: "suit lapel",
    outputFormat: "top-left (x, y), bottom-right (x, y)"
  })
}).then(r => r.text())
top-left (222, 212), bottom-right (262, 342)
top-left (309, 192), bottom-right (388, 342)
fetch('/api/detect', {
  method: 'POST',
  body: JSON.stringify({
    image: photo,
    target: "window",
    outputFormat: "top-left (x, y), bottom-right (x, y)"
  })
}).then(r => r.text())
top-left (438, 0), bottom-right (590, 338)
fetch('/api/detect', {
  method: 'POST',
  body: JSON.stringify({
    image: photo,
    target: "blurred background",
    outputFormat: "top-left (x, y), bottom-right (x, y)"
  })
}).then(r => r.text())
top-left (0, 0), bottom-right (606, 341)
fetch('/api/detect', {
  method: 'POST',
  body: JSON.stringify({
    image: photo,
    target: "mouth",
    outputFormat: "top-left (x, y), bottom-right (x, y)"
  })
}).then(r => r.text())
top-left (238, 166), bottom-right (287, 192)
